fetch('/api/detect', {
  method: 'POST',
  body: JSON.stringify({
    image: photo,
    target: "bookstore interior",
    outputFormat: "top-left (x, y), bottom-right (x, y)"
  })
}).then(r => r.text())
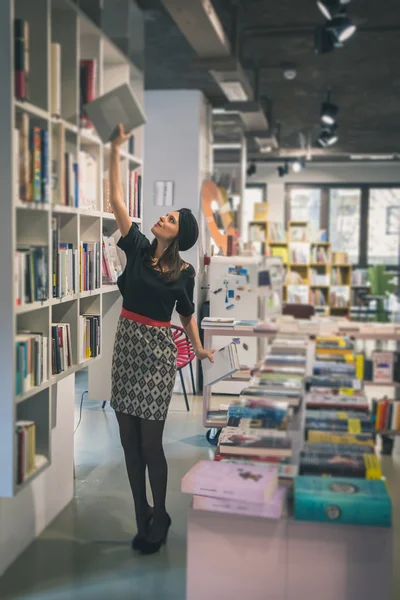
top-left (2, 0), bottom-right (400, 599)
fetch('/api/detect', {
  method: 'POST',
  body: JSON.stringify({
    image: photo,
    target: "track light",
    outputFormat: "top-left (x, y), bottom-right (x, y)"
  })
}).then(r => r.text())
top-left (330, 9), bottom-right (356, 42)
top-left (317, 0), bottom-right (351, 20)
top-left (317, 125), bottom-right (339, 148)
top-left (277, 162), bottom-right (289, 178)
top-left (314, 3), bottom-right (356, 53)
top-left (247, 162), bottom-right (257, 177)
top-left (321, 91), bottom-right (338, 126)
top-left (292, 159), bottom-right (306, 173)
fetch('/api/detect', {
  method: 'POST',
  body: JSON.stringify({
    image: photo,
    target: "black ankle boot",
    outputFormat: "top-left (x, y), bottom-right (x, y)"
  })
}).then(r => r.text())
top-left (131, 508), bottom-right (154, 551)
top-left (139, 514), bottom-right (171, 555)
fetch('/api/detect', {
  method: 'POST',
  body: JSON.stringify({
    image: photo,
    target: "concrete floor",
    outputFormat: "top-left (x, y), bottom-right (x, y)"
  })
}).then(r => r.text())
top-left (0, 370), bottom-right (399, 599)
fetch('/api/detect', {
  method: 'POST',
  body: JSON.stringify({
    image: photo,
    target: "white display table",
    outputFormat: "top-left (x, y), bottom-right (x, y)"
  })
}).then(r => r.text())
top-left (186, 507), bottom-right (393, 600)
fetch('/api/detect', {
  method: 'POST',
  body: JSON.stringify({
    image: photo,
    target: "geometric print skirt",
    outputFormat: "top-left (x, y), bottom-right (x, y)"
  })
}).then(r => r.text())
top-left (110, 310), bottom-right (178, 421)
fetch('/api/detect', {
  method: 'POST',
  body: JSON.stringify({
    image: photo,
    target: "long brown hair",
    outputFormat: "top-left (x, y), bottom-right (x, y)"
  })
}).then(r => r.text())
top-left (146, 237), bottom-right (185, 282)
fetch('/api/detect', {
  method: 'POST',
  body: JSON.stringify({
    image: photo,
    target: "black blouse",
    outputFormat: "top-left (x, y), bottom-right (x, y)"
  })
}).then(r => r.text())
top-left (117, 224), bottom-right (195, 321)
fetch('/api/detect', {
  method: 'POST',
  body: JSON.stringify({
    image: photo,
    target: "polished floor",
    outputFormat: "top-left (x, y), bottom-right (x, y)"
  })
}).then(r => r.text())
top-left (0, 371), bottom-right (399, 599)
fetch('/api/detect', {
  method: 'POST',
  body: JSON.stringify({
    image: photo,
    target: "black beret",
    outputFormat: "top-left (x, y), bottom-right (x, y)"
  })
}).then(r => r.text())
top-left (178, 209), bottom-right (199, 251)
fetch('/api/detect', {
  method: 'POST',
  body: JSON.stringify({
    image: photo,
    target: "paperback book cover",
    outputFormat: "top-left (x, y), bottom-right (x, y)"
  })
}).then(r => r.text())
top-left (219, 427), bottom-right (292, 458)
top-left (181, 460), bottom-right (278, 503)
top-left (294, 476), bottom-right (392, 527)
top-left (307, 430), bottom-right (375, 446)
top-left (304, 442), bottom-right (375, 455)
top-left (193, 485), bottom-right (287, 519)
top-left (313, 361), bottom-right (356, 376)
top-left (299, 450), bottom-right (381, 479)
top-left (227, 416), bottom-right (287, 431)
top-left (306, 393), bottom-right (369, 413)
top-left (264, 354), bottom-right (306, 365)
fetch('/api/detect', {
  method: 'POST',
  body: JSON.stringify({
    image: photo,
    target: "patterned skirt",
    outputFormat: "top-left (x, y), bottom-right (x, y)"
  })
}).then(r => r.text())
top-left (110, 310), bottom-right (178, 420)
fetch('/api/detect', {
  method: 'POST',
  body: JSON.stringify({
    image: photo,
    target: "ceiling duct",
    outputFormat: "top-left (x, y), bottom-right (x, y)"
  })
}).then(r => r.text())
top-left (223, 101), bottom-right (269, 132)
top-left (193, 56), bottom-right (254, 102)
top-left (161, 0), bottom-right (231, 57)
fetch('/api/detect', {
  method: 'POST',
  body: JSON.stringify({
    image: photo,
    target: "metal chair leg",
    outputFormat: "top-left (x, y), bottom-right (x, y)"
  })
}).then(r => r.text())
top-left (189, 361), bottom-right (196, 395)
top-left (102, 401), bottom-right (107, 409)
top-left (179, 368), bottom-right (190, 412)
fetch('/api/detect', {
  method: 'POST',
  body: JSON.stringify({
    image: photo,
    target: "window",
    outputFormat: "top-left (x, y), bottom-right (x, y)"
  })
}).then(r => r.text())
top-left (289, 188), bottom-right (321, 237)
top-left (329, 188), bottom-right (361, 264)
top-left (368, 189), bottom-right (400, 265)
top-left (243, 186), bottom-right (265, 243)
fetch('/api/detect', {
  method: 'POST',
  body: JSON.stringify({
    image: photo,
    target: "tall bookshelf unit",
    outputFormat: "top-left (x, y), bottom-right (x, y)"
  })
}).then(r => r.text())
top-left (0, 0), bottom-right (144, 497)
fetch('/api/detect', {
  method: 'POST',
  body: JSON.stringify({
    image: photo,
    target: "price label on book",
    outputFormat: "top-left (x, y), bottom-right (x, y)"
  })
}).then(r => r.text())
top-left (339, 388), bottom-right (354, 396)
top-left (348, 419), bottom-right (361, 434)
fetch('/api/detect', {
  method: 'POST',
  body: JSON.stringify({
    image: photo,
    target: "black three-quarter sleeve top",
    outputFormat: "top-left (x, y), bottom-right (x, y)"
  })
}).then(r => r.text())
top-left (116, 224), bottom-right (195, 321)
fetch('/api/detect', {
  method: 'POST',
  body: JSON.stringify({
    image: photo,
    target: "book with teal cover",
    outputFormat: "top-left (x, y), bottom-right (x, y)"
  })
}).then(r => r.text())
top-left (294, 476), bottom-right (392, 527)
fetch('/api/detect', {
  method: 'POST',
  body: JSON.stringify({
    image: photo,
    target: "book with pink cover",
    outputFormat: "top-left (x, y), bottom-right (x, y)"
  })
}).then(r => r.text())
top-left (193, 485), bottom-right (287, 519)
top-left (181, 460), bottom-right (278, 503)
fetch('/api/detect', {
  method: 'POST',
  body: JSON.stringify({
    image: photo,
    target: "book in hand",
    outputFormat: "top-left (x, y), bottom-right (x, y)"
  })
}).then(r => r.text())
top-left (193, 485), bottom-right (287, 520)
top-left (294, 476), bottom-right (392, 527)
top-left (182, 460), bottom-right (279, 503)
top-left (299, 450), bottom-right (382, 480)
top-left (84, 83), bottom-right (146, 143)
top-left (218, 427), bottom-right (292, 458)
top-left (202, 343), bottom-right (239, 386)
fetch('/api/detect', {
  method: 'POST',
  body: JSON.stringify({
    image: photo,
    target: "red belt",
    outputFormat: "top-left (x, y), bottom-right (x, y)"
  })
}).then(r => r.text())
top-left (121, 308), bottom-right (171, 328)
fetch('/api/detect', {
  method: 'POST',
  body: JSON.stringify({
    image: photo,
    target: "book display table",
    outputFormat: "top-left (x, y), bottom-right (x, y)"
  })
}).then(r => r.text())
top-left (186, 507), bottom-right (393, 600)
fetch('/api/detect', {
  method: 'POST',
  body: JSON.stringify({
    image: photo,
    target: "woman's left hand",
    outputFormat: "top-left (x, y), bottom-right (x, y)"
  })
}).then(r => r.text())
top-left (196, 348), bottom-right (216, 363)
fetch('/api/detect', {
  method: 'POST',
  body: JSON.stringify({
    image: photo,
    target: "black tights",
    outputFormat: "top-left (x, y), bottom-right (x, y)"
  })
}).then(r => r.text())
top-left (115, 411), bottom-right (168, 539)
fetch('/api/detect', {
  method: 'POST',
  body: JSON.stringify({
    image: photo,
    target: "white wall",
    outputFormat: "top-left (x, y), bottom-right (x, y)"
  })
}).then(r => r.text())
top-left (0, 375), bottom-right (75, 575)
top-left (250, 162), bottom-right (400, 223)
top-left (143, 90), bottom-right (212, 391)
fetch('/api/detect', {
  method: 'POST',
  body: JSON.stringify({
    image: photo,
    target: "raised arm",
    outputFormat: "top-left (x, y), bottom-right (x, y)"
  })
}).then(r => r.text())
top-left (110, 124), bottom-right (132, 238)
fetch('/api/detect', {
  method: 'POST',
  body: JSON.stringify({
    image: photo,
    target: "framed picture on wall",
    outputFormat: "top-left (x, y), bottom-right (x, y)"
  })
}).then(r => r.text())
top-left (154, 181), bottom-right (174, 207)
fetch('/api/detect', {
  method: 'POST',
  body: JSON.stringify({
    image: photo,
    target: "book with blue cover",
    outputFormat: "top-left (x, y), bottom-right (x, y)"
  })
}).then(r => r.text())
top-left (313, 361), bottom-right (356, 376)
top-left (294, 476), bottom-right (392, 527)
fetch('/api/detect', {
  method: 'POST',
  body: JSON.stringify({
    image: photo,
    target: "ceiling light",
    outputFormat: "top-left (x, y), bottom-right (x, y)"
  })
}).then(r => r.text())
top-left (292, 159), bottom-right (306, 173)
top-left (277, 163), bottom-right (289, 178)
top-left (321, 91), bottom-right (339, 125)
top-left (317, 126), bottom-right (339, 148)
top-left (247, 163), bottom-right (257, 177)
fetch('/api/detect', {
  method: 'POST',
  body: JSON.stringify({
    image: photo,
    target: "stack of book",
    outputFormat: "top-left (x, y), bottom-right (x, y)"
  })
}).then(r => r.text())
top-left (51, 323), bottom-right (72, 375)
top-left (52, 217), bottom-right (78, 298)
top-left (15, 332), bottom-right (48, 396)
top-left (15, 246), bottom-right (48, 305)
top-left (80, 242), bottom-right (101, 291)
top-left (15, 113), bottom-right (49, 204)
top-left (182, 460), bottom-right (288, 520)
top-left (102, 236), bottom-right (123, 285)
top-left (79, 314), bottom-right (101, 362)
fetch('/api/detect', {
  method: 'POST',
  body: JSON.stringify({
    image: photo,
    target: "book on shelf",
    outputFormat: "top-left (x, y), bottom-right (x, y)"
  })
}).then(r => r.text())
top-left (310, 245), bottom-right (329, 264)
top-left (52, 217), bottom-right (78, 298)
top-left (50, 42), bottom-right (61, 117)
top-left (313, 361), bottom-right (356, 376)
top-left (227, 416), bottom-right (288, 431)
top-left (269, 222), bottom-right (286, 242)
top-left (79, 314), bottom-right (101, 362)
top-left (202, 343), bottom-right (240, 386)
top-left (15, 113), bottom-right (49, 203)
top-left (253, 202), bottom-right (268, 221)
top-left (373, 398), bottom-right (400, 432)
top-left (218, 427), bottom-right (292, 458)
top-left (264, 354), bottom-right (306, 366)
top-left (78, 150), bottom-right (97, 210)
top-left (306, 392), bottom-right (369, 413)
top-left (287, 285), bottom-right (309, 305)
top-left (102, 235), bottom-right (123, 284)
top-left (306, 430), bottom-right (375, 446)
top-left (299, 449), bottom-right (382, 480)
top-left (294, 476), bottom-right (391, 527)
top-left (193, 485), bottom-right (287, 520)
top-left (289, 242), bottom-right (309, 264)
top-left (228, 400), bottom-right (288, 425)
top-left (181, 460), bottom-right (278, 504)
top-left (51, 121), bottom-right (65, 205)
top-left (14, 19), bottom-right (29, 101)
top-left (372, 351), bottom-right (400, 384)
top-left (128, 170), bottom-right (141, 219)
top-left (15, 332), bottom-right (48, 396)
top-left (305, 411), bottom-right (374, 435)
top-left (271, 246), bottom-right (289, 264)
top-left (80, 59), bottom-right (96, 129)
top-left (260, 365), bottom-right (305, 377)
top-left (80, 241), bottom-right (101, 291)
top-left (304, 442), bottom-right (375, 455)
top-left (316, 336), bottom-right (354, 350)
top-left (310, 269), bottom-right (329, 286)
top-left (309, 375), bottom-right (360, 389)
top-left (15, 245), bottom-right (48, 305)
top-left (51, 323), bottom-right (72, 375)
top-left (16, 420), bottom-right (35, 484)
top-left (309, 288), bottom-right (327, 307)
top-left (289, 223), bottom-right (308, 242)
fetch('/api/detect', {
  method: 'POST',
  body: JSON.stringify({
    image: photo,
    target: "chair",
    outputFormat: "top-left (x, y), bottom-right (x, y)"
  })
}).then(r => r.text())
top-left (171, 324), bottom-right (196, 412)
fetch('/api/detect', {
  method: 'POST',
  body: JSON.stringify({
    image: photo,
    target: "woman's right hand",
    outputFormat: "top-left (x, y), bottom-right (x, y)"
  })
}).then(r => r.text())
top-left (112, 123), bottom-right (132, 148)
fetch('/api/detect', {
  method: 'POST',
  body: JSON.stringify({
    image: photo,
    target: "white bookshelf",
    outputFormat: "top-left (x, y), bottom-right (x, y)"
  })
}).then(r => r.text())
top-left (0, 0), bottom-right (144, 496)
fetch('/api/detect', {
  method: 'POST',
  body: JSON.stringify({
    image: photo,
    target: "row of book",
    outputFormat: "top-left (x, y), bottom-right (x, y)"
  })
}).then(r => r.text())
top-left (15, 114), bottom-right (49, 204)
top-left (102, 236), bottom-right (123, 285)
top-left (289, 244), bottom-right (309, 264)
top-left (79, 315), bottom-right (101, 362)
top-left (310, 246), bottom-right (330, 264)
top-left (52, 323), bottom-right (73, 375)
top-left (373, 398), bottom-right (400, 432)
top-left (15, 246), bottom-right (48, 305)
top-left (16, 333), bottom-right (48, 396)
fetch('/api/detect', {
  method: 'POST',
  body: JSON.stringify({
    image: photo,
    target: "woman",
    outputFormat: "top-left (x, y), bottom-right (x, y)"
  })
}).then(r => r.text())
top-left (109, 125), bottom-right (215, 555)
